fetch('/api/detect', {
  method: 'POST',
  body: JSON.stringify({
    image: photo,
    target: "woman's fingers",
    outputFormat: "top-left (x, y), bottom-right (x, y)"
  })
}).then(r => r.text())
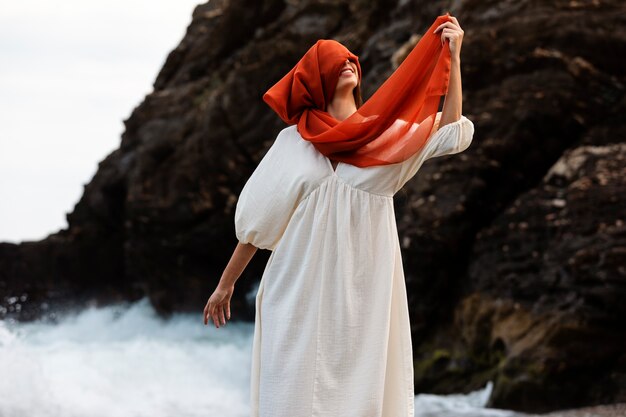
top-left (203, 286), bottom-right (234, 328)
top-left (212, 304), bottom-right (220, 328)
top-left (205, 300), bottom-right (219, 328)
top-left (435, 22), bottom-right (455, 45)
top-left (204, 302), bottom-right (213, 326)
top-left (434, 21), bottom-right (457, 33)
top-left (219, 305), bottom-right (226, 326)
top-left (439, 26), bottom-right (464, 49)
top-left (208, 302), bottom-right (228, 328)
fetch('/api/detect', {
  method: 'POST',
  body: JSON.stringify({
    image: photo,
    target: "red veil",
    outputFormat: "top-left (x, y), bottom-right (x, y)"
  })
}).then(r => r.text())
top-left (262, 13), bottom-right (454, 167)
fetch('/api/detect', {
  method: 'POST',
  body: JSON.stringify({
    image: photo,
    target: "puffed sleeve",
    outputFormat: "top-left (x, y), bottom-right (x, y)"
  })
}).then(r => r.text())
top-left (234, 129), bottom-right (305, 251)
top-left (394, 112), bottom-right (475, 192)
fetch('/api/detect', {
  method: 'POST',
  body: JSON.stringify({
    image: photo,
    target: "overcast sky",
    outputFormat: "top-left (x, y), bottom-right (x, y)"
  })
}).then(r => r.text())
top-left (0, 0), bottom-right (202, 243)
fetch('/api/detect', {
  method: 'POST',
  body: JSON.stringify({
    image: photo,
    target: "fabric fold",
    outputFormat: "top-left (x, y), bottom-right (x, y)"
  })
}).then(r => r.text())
top-left (263, 12), bottom-right (454, 167)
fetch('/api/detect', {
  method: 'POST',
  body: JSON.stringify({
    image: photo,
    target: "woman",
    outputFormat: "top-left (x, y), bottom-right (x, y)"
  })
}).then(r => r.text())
top-left (204, 14), bottom-right (474, 417)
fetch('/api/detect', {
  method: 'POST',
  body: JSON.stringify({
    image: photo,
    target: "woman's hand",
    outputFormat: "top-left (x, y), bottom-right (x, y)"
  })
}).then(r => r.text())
top-left (203, 283), bottom-right (234, 328)
top-left (434, 15), bottom-right (464, 59)
top-left (203, 241), bottom-right (257, 328)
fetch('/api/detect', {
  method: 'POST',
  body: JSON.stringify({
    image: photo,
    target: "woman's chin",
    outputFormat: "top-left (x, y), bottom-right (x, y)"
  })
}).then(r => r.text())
top-left (336, 79), bottom-right (358, 90)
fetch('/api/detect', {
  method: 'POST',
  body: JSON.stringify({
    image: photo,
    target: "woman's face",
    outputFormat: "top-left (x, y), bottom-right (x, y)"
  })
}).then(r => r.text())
top-left (335, 58), bottom-right (359, 92)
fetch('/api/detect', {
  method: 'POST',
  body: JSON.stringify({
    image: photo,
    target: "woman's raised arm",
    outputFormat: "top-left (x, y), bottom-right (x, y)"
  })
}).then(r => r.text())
top-left (434, 15), bottom-right (464, 128)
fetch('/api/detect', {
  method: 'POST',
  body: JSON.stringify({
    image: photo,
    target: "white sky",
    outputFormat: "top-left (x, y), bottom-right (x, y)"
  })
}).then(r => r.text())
top-left (0, 0), bottom-right (203, 243)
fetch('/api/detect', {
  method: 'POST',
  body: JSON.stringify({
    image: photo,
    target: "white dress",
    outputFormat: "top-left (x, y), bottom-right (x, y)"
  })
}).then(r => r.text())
top-left (235, 112), bottom-right (475, 417)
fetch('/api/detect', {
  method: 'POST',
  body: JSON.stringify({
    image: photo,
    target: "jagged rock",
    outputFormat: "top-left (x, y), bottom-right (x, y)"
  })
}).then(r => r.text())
top-left (1, 0), bottom-right (625, 412)
top-left (411, 144), bottom-right (626, 412)
top-left (467, 144), bottom-right (626, 410)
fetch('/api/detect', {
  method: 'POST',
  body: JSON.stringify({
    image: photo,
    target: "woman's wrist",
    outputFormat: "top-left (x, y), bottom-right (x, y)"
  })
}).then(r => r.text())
top-left (218, 266), bottom-right (238, 289)
top-left (217, 277), bottom-right (236, 290)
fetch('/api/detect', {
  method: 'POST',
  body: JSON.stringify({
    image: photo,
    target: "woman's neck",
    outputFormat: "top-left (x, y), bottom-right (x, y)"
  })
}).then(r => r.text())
top-left (326, 91), bottom-right (357, 122)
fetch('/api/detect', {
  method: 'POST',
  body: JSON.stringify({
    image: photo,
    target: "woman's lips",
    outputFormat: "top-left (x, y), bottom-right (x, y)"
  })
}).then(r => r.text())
top-left (340, 68), bottom-right (354, 76)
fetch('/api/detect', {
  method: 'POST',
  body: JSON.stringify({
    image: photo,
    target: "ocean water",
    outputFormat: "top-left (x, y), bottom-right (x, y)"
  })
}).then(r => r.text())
top-left (0, 297), bottom-right (521, 417)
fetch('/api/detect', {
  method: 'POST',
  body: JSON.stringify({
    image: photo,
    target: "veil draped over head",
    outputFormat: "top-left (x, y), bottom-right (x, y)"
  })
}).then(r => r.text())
top-left (262, 13), bottom-right (454, 167)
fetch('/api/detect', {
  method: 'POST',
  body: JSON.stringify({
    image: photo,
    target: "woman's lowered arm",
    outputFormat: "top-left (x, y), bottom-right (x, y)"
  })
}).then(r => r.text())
top-left (203, 241), bottom-right (258, 328)
top-left (220, 241), bottom-right (258, 289)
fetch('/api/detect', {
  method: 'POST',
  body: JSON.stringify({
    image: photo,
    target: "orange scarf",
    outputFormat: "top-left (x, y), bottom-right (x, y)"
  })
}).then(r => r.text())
top-left (262, 13), bottom-right (454, 167)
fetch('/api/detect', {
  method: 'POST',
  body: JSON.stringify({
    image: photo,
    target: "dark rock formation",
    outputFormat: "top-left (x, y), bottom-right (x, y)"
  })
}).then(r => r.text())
top-left (470, 143), bottom-right (626, 410)
top-left (1, 0), bottom-right (625, 412)
top-left (410, 144), bottom-right (626, 412)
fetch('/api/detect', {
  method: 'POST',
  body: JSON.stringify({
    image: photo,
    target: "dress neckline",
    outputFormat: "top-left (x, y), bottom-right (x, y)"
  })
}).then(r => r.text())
top-left (324, 156), bottom-right (340, 176)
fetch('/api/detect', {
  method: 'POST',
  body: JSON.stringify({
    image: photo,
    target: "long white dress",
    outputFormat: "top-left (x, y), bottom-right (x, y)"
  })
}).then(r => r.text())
top-left (234, 112), bottom-right (475, 417)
